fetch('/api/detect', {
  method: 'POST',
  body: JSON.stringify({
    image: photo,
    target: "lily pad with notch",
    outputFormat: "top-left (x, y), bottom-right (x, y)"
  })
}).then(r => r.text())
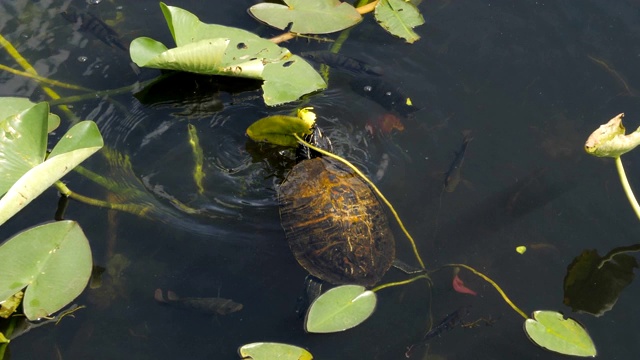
top-left (129, 3), bottom-right (326, 106)
top-left (524, 310), bottom-right (597, 357)
top-left (0, 221), bottom-right (93, 320)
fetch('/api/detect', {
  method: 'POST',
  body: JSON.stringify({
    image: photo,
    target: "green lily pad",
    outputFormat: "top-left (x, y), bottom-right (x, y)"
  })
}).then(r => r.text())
top-left (0, 97), bottom-right (60, 133)
top-left (248, 0), bottom-right (361, 34)
top-left (246, 114), bottom-right (314, 147)
top-left (130, 37), bottom-right (230, 74)
top-left (305, 284), bottom-right (377, 333)
top-left (0, 221), bottom-right (93, 320)
top-left (375, 0), bottom-right (425, 44)
top-left (524, 310), bottom-right (597, 357)
top-left (0, 117), bottom-right (103, 225)
top-left (130, 3), bottom-right (326, 106)
top-left (238, 342), bottom-right (313, 360)
top-left (0, 102), bottom-right (49, 195)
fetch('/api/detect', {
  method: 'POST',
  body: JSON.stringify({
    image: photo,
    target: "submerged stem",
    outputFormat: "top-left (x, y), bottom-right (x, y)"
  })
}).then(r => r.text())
top-left (444, 263), bottom-right (528, 320)
top-left (371, 274), bottom-right (430, 292)
top-left (295, 134), bottom-right (426, 269)
top-left (0, 34), bottom-right (78, 123)
top-left (615, 156), bottom-right (640, 221)
top-left (0, 63), bottom-right (94, 91)
top-left (54, 181), bottom-right (151, 217)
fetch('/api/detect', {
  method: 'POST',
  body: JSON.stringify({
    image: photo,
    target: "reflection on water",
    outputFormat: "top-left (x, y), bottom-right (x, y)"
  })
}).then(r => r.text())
top-left (3, 0), bottom-right (640, 359)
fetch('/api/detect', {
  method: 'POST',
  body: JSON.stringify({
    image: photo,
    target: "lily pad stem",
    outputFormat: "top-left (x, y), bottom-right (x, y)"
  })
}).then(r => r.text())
top-left (356, 1), bottom-right (379, 15)
top-left (615, 156), bottom-right (640, 220)
top-left (444, 263), bottom-right (528, 320)
top-left (294, 134), bottom-right (426, 269)
top-left (371, 274), bottom-right (430, 292)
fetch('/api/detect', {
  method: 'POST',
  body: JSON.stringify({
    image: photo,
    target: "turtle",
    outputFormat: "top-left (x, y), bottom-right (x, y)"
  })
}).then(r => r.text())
top-left (277, 126), bottom-right (396, 287)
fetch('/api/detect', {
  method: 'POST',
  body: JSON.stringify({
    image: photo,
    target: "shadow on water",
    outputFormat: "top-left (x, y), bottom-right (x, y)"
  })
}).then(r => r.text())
top-left (3, 0), bottom-right (640, 359)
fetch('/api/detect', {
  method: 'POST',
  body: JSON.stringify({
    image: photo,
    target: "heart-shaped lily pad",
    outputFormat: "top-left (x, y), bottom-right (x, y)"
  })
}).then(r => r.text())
top-left (524, 310), bottom-right (597, 357)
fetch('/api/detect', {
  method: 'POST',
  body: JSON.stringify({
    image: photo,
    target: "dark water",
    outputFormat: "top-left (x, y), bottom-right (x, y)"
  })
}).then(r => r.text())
top-left (2, 0), bottom-right (640, 359)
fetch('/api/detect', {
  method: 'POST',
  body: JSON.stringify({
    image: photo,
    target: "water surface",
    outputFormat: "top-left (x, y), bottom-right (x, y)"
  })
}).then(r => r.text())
top-left (2, 0), bottom-right (640, 359)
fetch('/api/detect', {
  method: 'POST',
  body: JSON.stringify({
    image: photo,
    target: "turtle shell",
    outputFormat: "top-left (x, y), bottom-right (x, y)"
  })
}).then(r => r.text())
top-left (278, 157), bottom-right (395, 287)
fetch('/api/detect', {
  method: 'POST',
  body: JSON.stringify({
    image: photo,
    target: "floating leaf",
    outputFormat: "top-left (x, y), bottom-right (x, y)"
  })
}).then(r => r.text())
top-left (238, 342), bottom-right (313, 360)
top-left (131, 37), bottom-right (230, 74)
top-left (247, 114), bottom-right (314, 147)
top-left (305, 285), bottom-right (377, 333)
top-left (261, 56), bottom-right (326, 106)
top-left (585, 113), bottom-right (640, 158)
top-left (0, 221), bottom-right (93, 320)
top-left (524, 310), bottom-right (597, 357)
top-left (564, 247), bottom-right (638, 316)
top-left (249, 0), bottom-right (361, 34)
top-left (0, 102), bottom-right (49, 195)
top-left (375, 0), bottom-right (424, 44)
top-left (130, 3), bottom-right (326, 106)
top-left (0, 97), bottom-right (59, 133)
top-left (0, 120), bottom-right (103, 225)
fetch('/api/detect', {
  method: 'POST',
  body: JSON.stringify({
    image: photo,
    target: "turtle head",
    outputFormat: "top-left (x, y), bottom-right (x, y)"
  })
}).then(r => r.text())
top-left (296, 124), bottom-right (333, 161)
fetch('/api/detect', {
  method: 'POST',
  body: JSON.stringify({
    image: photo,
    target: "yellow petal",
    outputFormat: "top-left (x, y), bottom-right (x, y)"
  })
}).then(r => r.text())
top-left (297, 107), bottom-right (317, 123)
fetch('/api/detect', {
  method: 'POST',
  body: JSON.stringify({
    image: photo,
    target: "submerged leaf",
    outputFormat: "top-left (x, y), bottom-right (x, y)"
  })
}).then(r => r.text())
top-left (238, 342), bottom-right (313, 360)
top-left (305, 284), bottom-right (377, 333)
top-left (0, 221), bottom-right (93, 320)
top-left (563, 248), bottom-right (638, 316)
top-left (249, 0), bottom-right (361, 34)
top-left (452, 274), bottom-right (477, 296)
top-left (585, 113), bottom-right (640, 158)
top-left (375, 0), bottom-right (424, 44)
top-left (524, 310), bottom-right (596, 357)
